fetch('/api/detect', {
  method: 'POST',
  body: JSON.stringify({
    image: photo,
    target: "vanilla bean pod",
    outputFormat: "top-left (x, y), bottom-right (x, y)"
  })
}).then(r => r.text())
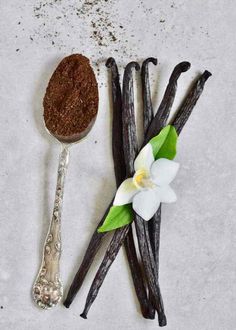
top-left (141, 58), bottom-right (157, 133)
top-left (171, 70), bottom-right (212, 134)
top-left (136, 62), bottom-right (191, 326)
top-left (122, 62), bottom-right (139, 168)
top-left (108, 57), bottom-right (126, 185)
top-left (141, 58), bottom-right (160, 260)
top-left (121, 62), bottom-right (155, 319)
top-left (141, 57), bottom-right (158, 317)
top-left (108, 58), bottom-right (154, 318)
top-left (144, 62), bottom-right (191, 144)
top-left (80, 62), bottom-right (142, 319)
top-left (134, 215), bottom-right (166, 326)
top-left (124, 226), bottom-right (154, 319)
top-left (122, 61), bottom-right (167, 326)
top-left (80, 225), bottom-right (130, 319)
top-left (63, 204), bottom-right (111, 308)
top-left (146, 62), bottom-right (191, 265)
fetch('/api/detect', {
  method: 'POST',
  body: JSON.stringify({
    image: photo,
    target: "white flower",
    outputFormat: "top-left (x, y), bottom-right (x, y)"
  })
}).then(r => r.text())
top-left (113, 144), bottom-right (179, 221)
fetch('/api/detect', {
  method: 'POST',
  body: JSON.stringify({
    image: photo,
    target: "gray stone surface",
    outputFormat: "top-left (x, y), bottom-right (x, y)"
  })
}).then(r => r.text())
top-left (0, 1), bottom-right (236, 329)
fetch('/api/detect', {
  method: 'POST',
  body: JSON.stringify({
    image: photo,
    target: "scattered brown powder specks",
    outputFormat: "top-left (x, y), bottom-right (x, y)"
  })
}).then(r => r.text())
top-left (15, 0), bottom-right (172, 63)
top-left (75, 0), bottom-right (120, 46)
top-left (31, 0), bottom-right (123, 48)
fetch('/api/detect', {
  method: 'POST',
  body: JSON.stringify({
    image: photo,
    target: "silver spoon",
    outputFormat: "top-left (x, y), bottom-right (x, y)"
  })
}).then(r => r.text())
top-left (33, 54), bottom-right (98, 309)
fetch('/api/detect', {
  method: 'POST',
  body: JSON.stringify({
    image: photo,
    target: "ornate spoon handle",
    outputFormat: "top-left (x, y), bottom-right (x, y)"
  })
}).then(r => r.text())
top-left (33, 145), bottom-right (70, 309)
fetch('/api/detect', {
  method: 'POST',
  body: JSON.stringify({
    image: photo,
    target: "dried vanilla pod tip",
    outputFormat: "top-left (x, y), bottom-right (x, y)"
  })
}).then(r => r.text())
top-left (43, 54), bottom-right (99, 143)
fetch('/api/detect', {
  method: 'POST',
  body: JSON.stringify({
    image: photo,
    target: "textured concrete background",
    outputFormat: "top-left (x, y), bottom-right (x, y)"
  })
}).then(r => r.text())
top-left (0, 1), bottom-right (236, 329)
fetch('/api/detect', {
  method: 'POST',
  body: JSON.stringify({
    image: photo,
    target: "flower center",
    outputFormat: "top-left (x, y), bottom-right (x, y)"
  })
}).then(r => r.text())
top-left (133, 169), bottom-right (156, 189)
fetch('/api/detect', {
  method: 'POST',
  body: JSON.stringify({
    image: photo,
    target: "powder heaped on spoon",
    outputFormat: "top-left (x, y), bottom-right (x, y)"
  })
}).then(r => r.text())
top-left (43, 54), bottom-right (99, 143)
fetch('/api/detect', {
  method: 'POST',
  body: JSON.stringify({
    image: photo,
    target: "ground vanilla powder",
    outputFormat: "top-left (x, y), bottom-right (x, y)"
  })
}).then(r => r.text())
top-left (43, 54), bottom-right (99, 143)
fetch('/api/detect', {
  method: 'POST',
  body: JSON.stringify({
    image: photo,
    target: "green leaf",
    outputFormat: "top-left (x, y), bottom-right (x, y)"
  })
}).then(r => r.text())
top-left (98, 204), bottom-right (133, 233)
top-left (149, 125), bottom-right (178, 160)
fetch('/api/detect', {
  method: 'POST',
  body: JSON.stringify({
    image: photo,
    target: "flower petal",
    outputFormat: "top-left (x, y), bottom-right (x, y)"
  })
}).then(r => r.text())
top-left (113, 178), bottom-right (139, 206)
top-left (133, 190), bottom-right (160, 221)
top-left (134, 144), bottom-right (154, 172)
top-left (155, 185), bottom-right (177, 203)
top-left (151, 158), bottom-right (179, 186)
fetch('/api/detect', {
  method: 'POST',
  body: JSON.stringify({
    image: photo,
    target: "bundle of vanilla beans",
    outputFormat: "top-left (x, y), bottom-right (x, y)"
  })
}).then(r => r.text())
top-left (64, 57), bottom-right (211, 326)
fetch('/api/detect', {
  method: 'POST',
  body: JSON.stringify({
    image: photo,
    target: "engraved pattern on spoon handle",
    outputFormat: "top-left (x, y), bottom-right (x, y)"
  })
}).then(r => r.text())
top-left (33, 145), bottom-right (70, 309)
